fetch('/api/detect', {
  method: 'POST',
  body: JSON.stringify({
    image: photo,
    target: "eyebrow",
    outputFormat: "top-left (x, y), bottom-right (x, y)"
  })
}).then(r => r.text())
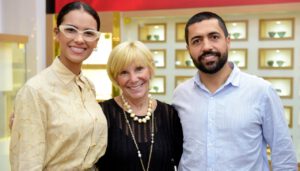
top-left (62, 24), bottom-right (97, 31)
top-left (190, 31), bottom-right (220, 41)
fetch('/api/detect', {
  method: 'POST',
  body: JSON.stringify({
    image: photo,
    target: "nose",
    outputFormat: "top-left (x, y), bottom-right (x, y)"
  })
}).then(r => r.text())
top-left (202, 38), bottom-right (213, 51)
top-left (129, 73), bottom-right (139, 82)
top-left (74, 33), bottom-right (85, 42)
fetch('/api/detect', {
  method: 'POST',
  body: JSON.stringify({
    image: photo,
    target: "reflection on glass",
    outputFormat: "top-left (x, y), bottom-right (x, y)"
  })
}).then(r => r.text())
top-left (0, 38), bottom-right (27, 139)
top-left (83, 32), bottom-right (112, 65)
top-left (149, 76), bottom-right (165, 94)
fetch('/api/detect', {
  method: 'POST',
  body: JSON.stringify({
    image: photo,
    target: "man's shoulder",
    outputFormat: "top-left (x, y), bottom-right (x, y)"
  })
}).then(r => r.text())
top-left (239, 71), bottom-right (271, 87)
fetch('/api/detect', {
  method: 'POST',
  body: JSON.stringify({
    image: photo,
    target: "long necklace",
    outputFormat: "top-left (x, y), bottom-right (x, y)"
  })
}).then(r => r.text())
top-left (122, 95), bottom-right (155, 171)
top-left (121, 94), bottom-right (152, 124)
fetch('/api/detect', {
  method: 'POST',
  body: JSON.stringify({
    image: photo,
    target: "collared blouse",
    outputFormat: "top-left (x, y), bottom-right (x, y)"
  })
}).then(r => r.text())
top-left (10, 57), bottom-right (107, 171)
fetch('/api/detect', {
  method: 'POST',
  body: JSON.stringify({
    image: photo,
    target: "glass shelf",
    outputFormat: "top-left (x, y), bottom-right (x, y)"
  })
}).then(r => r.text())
top-left (225, 20), bottom-right (248, 41)
top-left (0, 34), bottom-right (28, 138)
top-left (175, 76), bottom-right (192, 88)
top-left (150, 49), bottom-right (166, 68)
top-left (175, 49), bottom-right (194, 68)
top-left (139, 23), bottom-right (166, 42)
top-left (149, 75), bottom-right (166, 94)
top-left (284, 106), bottom-right (293, 128)
top-left (263, 77), bottom-right (293, 99)
top-left (175, 22), bottom-right (186, 42)
top-left (259, 18), bottom-right (294, 40)
top-left (259, 48), bottom-right (293, 69)
top-left (228, 48), bottom-right (247, 69)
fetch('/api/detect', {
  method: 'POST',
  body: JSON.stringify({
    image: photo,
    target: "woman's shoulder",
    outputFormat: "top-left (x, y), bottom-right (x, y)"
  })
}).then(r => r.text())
top-left (99, 98), bottom-right (116, 108)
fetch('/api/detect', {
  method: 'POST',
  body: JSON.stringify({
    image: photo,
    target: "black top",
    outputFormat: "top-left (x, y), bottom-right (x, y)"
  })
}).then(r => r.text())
top-left (96, 99), bottom-right (183, 171)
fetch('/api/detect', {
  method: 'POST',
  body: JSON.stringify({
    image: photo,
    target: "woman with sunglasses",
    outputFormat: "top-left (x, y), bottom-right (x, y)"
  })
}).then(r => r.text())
top-left (9, 2), bottom-right (107, 170)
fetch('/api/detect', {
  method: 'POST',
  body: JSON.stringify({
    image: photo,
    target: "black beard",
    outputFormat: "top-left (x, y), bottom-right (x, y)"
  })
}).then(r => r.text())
top-left (191, 50), bottom-right (228, 74)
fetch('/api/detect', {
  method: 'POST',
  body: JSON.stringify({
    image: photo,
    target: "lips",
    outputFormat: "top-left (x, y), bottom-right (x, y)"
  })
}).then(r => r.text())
top-left (128, 83), bottom-right (143, 90)
top-left (70, 46), bottom-right (86, 54)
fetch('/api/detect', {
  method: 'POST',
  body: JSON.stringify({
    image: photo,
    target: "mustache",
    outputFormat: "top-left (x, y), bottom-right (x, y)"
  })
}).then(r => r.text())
top-left (199, 51), bottom-right (221, 59)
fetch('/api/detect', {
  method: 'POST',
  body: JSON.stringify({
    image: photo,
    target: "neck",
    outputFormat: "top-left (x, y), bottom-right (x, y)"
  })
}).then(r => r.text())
top-left (124, 95), bottom-right (148, 110)
top-left (121, 94), bottom-right (150, 116)
top-left (199, 62), bottom-right (232, 93)
top-left (59, 56), bottom-right (82, 75)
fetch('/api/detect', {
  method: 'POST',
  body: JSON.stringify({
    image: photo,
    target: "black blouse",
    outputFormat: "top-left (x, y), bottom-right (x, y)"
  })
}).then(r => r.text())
top-left (96, 99), bottom-right (183, 171)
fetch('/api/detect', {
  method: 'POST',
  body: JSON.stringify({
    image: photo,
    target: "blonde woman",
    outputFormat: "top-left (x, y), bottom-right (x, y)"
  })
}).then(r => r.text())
top-left (96, 41), bottom-right (183, 171)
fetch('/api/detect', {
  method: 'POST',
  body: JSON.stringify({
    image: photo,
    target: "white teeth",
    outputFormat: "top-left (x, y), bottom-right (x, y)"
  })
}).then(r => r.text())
top-left (130, 84), bottom-right (142, 90)
top-left (70, 47), bottom-right (85, 53)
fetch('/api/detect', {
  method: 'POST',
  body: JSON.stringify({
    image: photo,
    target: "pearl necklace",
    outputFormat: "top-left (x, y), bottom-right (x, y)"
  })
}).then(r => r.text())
top-left (121, 94), bottom-right (153, 124)
top-left (122, 101), bottom-right (155, 171)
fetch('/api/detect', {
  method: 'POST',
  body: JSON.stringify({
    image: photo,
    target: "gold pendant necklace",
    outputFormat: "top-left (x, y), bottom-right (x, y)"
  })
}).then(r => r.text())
top-left (122, 103), bottom-right (154, 171)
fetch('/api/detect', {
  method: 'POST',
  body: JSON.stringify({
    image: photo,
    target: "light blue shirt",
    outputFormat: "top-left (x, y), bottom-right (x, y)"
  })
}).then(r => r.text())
top-left (172, 64), bottom-right (297, 171)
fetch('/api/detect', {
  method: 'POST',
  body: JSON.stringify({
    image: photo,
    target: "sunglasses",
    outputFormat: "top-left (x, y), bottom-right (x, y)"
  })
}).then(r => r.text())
top-left (58, 25), bottom-right (100, 42)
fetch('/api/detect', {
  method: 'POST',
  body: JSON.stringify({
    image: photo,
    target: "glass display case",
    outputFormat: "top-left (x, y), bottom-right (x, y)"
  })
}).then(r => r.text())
top-left (150, 49), bottom-right (166, 68)
top-left (263, 77), bottom-right (293, 99)
top-left (175, 22), bottom-right (186, 42)
top-left (0, 34), bottom-right (28, 139)
top-left (82, 32), bottom-right (113, 101)
top-left (228, 48), bottom-right (248, 69)
top-left (259, 48), bottom-right (293, 69)
top-left (284, 106), bottom-right (293, 128)
top-left (259, 18), bottom-right (294, 40)
top-left (175, 49), bottom-right (194, 68)
top-left (138, 23), bottom-right (166, 42)
top-left (225, 20), bottom-right (248, 41)
top-left (149, 76), bottom-right (166, 94)
top-left (175, 76), bottom-right (192, 88)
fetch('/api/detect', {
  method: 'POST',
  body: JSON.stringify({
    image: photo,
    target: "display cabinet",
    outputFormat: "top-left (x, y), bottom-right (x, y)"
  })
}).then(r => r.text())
top-left (228, 48), bottom-right (248, 69)
top-left (175, 22), bottom-right (186, 42)
top-left (0, 34), bottom-right (28, 139)
top-left (149, 75), bottom-right (166, 94)
top-left (225, 20), bottom-right (248, 41)
top-left (150, 49), bottom-right (166, 68)
top-left (284, 106), bottom-right (293, 128)
top-left (139, 23), bottom-right (166, 42)
top-left (258, 48), bottom-right (293, 69)
top-left (82, 32), bottom-right (113, 101)
top-left (175, 49), bottom-right (194, 68)
top-left (259, 18), bottom-right (294, 40)
top-left (81, 67), bottom-right (112, 101)
top-left (263, 77), bottom-right (293, 99)
top-left (175, 76), bottom-right (192, 88)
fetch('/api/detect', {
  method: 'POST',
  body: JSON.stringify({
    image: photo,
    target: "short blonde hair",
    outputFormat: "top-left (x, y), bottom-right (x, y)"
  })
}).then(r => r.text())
top-left (107, 41), bottom-right (155, 87)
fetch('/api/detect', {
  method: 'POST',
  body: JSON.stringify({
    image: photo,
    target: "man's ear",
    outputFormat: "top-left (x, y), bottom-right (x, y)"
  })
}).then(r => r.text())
top-left (226, 35), bottom-right (231, 49)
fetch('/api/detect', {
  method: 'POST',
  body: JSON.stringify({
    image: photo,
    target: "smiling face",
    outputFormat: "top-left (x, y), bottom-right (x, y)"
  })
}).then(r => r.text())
top-left (187, 19), bottom-right (230, 74)
top-left (55, 9), bottom-right (99, 74)
top-left (116, 63), bottom-right (151, 101)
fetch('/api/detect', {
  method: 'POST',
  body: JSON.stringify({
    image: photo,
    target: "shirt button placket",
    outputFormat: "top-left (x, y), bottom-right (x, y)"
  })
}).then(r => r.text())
top-left (207, 96), bottom-right (216, 170)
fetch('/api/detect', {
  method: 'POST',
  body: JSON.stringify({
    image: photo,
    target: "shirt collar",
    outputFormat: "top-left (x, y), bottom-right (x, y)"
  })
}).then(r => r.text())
top-left (51, 57), bottom-right (80, 85)
top-left (193, 62), bottom-right (241, 90)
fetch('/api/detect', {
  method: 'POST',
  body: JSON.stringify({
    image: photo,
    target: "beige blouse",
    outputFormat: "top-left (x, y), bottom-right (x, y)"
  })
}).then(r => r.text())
top-left (10, 58), bottom-right (107, 171)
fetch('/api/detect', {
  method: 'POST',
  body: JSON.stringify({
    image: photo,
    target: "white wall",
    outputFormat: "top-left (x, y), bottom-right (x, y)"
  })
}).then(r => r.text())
top-left (0, 0), bottom-right (3, 32)
top-left (0, 0), bottom-right (46, 170)
top-left (2, 0), bottom-right (46, 78)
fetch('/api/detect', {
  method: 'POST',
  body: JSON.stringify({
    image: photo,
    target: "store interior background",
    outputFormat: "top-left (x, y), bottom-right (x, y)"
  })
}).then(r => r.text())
top-left (1, 0), bottom-right (300, 170)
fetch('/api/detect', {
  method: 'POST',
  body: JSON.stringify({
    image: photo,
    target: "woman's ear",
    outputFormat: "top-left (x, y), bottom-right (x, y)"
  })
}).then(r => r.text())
top-left (54, 27), bottom-right (59, 41)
